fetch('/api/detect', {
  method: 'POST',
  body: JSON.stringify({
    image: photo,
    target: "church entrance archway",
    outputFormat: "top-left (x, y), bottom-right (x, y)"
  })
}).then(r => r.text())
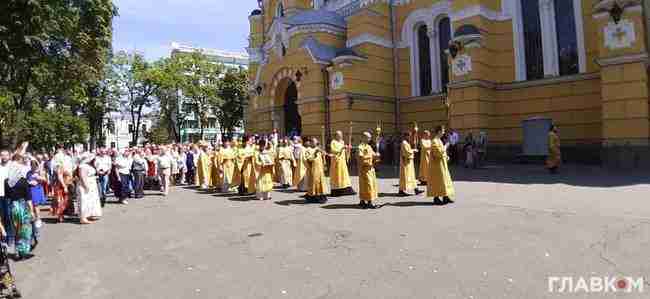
top-left (283, 81), bottom-right (301, 136)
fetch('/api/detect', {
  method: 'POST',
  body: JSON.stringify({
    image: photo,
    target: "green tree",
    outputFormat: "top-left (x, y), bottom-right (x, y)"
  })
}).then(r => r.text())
top-left (26, 107), bottom-right (89, 151)
top-left (111, 51), bottom-right (162, 146)
top-left (153, 56), bottom-right (186, 143)
top-left (177, 52), bottom-right (224, 140)
top-left (0, 0), bottom-right (116, 147)
top-left (216, 67), bottom-right (248, 135)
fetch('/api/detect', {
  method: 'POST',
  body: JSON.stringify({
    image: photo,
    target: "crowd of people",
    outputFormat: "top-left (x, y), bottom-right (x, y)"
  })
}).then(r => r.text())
top-left (0, 122), bottom-right (562, 298)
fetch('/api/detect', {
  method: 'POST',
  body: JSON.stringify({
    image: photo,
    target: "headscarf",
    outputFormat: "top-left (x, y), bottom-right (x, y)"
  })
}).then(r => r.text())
top-left (79, 153), bottom-right (96, 165)
top-left (6, 160), bottom-right (30, 188)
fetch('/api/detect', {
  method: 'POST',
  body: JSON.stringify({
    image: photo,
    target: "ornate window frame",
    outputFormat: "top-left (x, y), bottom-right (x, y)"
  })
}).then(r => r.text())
top-left (401, 1), bottom-right (451, 96)
top-left (511, 0), bottom-right (586, 81)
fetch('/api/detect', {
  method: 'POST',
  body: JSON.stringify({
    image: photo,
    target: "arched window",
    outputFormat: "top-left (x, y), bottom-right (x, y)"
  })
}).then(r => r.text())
top-left (276, 1), bottom-right (284, 17)
top-left (438, 17), bottom-right (451, 92)
top-left (554, 0), bottom-right (579, 75)
top-left (514, 0), bottom-right (585, 80)
top-left (417, 24), bottom-right (432, 96)
top-left (521, 0), bottom-right (544, 80)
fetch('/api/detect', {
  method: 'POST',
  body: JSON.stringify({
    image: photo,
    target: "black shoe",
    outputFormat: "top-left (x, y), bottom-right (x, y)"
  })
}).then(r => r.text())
top-left (443, 197), bottom-right (454, 204)
top-left (30, 240), bottom-right (38, 252)
top-left (367, 203), bottom-right (378, 209)
top-left (415, 189), bottom-right (424, 195)
top-left (359, 201), bottom-right (368, 209)
top-left (433, 197), bottom-right (444, 205)
top-left (398, 191), bottom-right (409, 197)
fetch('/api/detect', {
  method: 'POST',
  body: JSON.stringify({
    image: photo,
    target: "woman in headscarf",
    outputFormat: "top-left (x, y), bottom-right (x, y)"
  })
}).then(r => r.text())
top-left (0, 218), bottom-right (21, 298)
top-left (5, 152), bottom-right (34, 259)
top-left (51, 145), bottom-right (73, 222)
top-left (77, 153), bottom-right (102, 224)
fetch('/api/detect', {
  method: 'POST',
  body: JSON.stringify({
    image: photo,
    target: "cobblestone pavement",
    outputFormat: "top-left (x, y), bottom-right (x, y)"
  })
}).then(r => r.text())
top-left (14, 164), bottom-right (650, 299)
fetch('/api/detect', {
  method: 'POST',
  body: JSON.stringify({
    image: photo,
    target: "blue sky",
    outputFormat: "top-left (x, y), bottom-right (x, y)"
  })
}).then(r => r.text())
top-left (112, 0), bottom-right (258, 60)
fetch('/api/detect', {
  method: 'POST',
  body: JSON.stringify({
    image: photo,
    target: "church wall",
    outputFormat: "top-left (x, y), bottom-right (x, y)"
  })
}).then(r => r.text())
top-left (347, 4), bottom-right (392, 41)
top-left (247, 0), bottom-right (650, 167)
top-left (399, 96), bottom-right (448, 133)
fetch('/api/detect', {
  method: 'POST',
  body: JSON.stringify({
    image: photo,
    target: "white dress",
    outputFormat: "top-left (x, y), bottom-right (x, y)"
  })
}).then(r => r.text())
top-left (78, 164), bottom-right (102, 218)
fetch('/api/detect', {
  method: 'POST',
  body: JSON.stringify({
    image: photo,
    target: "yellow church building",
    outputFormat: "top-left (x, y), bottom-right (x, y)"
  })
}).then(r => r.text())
top-left (245, 0), bottom-right (650, 168)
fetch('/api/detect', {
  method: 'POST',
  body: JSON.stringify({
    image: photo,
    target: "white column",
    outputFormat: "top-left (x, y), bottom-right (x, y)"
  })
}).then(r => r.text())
top-left (539, 0), bottom-right (559, 77)
top-left (511, 0), bottom-right (527, 81)
top-left (428, 27), bottom-right (441, 93)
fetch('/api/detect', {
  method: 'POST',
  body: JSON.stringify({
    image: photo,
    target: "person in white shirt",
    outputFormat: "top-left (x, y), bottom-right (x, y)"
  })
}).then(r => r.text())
top-left (178, 148), bottom-right (187, 185)
top-left (131, 150), bottom-right (148, 199)
top-left (94, 149), bottom-right (112, 206)
top-left (0, 150), bottom-right (11, 249)
top-left (157, 147), bottom-right (173, 196)
top-left (115, 151), bottom-right (133, 204)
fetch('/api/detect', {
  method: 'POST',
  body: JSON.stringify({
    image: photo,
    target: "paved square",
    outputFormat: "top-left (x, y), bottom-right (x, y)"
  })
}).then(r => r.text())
top-left (15, 164), bottom-right (650, 299)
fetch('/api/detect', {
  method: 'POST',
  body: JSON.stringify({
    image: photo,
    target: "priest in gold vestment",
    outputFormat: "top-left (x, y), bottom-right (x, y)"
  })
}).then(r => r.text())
top-left (276, 138), bottom-right (294, 188)
top-left (256, 139), bottom-right (275, 200)
top-left (238, 137), bottom-right (256, 195)
top-left (329, 131), bottom-right (355, 197)
top-left (545, 125), bottom-right (561, 174)
top-left (210, 145), bottom-right (222, 190)
top-left (418, 130), bottom-right (432, 185)
top-left (197, 144), bottom-right (212, 189)
top-left (305, 138), bottom-right (328, 203)
top-left (427, 126), bottom-right (455, 205)
top-left (292, 137), bottom-right (308, 191)
top-left (399, 132), bottom-right (421, 196)
top-left (357, 132), bottom-right (380, 209)
top-left (220, 140), bottom-right (237, 193)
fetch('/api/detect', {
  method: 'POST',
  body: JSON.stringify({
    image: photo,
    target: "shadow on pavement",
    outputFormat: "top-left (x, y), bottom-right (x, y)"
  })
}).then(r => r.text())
top-left (386, 201), bottom-right (436, 207)
top-left (212, 193), bottom-right (236, 198)
top-left (228, 196), bottom-right (257, 202)
top-left (41, 217), bottom-right (78, 224)
top-left (379, 192), bottom-right (401, 198)
top-left (275, 189), bottom-right (302, 194)
top-left (320, 203), bottom-right (362, 210)
top-left (274, 199), bottom-right (311, 206)
top-left (450, 164), bottom-right (650, 187)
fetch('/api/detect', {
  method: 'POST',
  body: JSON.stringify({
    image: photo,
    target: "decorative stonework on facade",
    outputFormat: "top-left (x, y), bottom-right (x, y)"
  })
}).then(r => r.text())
top-left (604, 20), bottom-right (636, 50)
top-left (452, 55), bottom-right (472, 77)
top-left (246, 0), bottom-right (650, 168)
top-left (331, 72), bottom-right (344, 90)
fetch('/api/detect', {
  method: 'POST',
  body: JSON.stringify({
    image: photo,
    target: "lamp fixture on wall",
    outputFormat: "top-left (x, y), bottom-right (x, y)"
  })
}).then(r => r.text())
top-left (609, 2), bottom-right (623, 24)
top-left (448, 41), bottom-right (463, 59)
